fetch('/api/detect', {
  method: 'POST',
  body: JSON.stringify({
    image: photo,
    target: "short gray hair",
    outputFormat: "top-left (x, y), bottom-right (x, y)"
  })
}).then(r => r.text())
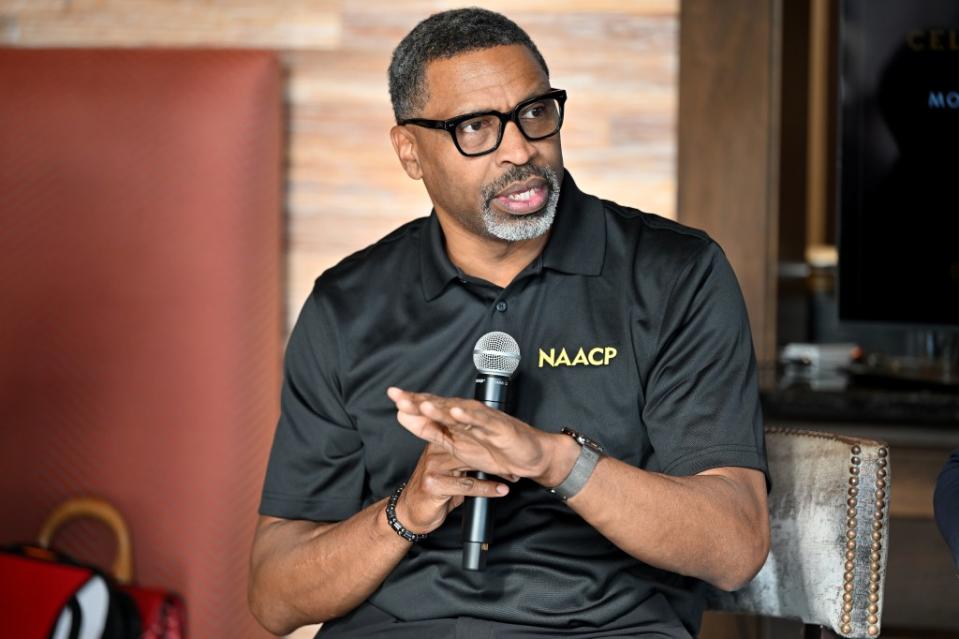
top-left (388, 8), bottom-right (550, 122)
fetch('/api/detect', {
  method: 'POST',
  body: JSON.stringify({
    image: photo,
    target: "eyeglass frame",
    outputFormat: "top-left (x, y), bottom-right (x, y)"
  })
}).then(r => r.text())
top-left (398, 89), bottom-right (567, 157)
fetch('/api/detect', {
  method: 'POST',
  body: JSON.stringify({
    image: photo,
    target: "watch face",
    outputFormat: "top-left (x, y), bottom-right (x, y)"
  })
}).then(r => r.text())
top-left (561, 427), bottom-right (604, 452)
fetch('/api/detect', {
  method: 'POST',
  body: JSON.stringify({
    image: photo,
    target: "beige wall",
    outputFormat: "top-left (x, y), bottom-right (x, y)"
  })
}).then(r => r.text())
top-left (1, 4), bottom-right (673, 636)
top-left (0, 0), bottom-right (678, 327)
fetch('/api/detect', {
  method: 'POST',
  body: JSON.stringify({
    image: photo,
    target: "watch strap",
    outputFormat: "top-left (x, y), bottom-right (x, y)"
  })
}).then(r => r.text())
top-left (549, 431), bottom-right (604, 500)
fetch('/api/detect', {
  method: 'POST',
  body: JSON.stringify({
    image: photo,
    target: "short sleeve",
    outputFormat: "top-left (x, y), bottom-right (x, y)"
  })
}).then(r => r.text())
top-left (934, 449), bottom-right (959, 568)
top-left (259, 285), bottom-right (366, 521)
top-left (642, 241), bottom-right (769, 487)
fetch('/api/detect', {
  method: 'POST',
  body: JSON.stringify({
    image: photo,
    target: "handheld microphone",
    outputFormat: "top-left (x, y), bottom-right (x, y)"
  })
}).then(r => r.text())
top-left (463, 331), bottom-right (520, 571)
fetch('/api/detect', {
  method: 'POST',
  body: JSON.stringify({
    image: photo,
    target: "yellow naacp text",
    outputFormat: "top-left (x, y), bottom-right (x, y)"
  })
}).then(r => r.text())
top-left (538, 346), bottom-right (618, 368)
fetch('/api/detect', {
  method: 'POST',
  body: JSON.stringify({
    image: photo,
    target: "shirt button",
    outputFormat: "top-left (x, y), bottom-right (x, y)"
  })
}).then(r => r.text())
top-left (495, 301), bottom-right (508, 312)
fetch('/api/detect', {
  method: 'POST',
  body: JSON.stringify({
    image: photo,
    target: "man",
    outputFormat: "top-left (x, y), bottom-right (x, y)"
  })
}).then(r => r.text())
top-left (250, 8), bottom-right (770, 638)
top-left (935, 449), bottom-right (959, 569)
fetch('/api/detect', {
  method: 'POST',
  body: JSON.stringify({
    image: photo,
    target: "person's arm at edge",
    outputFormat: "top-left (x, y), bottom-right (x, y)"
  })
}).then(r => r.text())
top-left (393, 392), bottom-right (770, 594)
top-left (247, 499), bottom-right (407, 636)
top-left (934, 448), bottom-right (959, 569)
top-left (539, 433), bottom-right (770, 591)
top-left (248, 443), bottom-right (511, 636)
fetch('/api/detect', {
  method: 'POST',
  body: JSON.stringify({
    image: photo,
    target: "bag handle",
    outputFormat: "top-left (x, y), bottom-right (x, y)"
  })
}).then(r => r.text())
top-left (37, 496), bottom-right (134, 584)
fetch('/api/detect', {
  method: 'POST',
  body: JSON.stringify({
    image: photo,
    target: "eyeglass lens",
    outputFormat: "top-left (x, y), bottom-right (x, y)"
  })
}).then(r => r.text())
top-left (455, 97), bottom-right (562, 154)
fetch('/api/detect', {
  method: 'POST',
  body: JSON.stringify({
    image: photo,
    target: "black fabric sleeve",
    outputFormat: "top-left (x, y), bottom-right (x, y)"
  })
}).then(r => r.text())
top-left (259, 284), bottom-right (366, 521)
top-left (934, 448), bottom-right (959, 569)
top-left (642, 241), bottom-right (769, 487)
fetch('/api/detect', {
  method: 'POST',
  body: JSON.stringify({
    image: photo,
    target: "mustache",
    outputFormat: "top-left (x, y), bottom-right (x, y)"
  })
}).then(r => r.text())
top-left (481, 165), bottom-right (557, 205)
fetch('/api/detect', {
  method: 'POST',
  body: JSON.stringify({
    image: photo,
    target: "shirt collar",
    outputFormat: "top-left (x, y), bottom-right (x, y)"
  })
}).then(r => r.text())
top-left (540, 170), bottom-right (606, 277)
top-left (420, 208), bottom-right (462, 302)
top-left (420, 169), bottom-right (606, 302)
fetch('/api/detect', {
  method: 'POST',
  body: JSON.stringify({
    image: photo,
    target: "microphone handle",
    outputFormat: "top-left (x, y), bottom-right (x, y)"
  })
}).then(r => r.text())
top-left (462, 469), bottom-right (491, 571)
top-left (463, 374), bottom-right (510, 571)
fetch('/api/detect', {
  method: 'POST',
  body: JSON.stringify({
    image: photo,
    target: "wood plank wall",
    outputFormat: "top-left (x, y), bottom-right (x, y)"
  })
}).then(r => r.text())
top-left (0, 0), bottom-right (678, 328)
top-left (677, 0), bottom-right (781, 365)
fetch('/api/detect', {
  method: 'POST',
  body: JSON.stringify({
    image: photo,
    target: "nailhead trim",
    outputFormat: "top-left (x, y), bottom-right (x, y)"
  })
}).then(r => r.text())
top-left (766, 429), bottom-right (887, 637)
top-left (867, 447), bottom-right (888, 637)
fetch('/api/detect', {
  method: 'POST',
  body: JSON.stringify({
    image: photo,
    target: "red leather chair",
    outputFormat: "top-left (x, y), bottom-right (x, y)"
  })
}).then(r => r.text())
top-left (0, 48), bottom-right (283, 638)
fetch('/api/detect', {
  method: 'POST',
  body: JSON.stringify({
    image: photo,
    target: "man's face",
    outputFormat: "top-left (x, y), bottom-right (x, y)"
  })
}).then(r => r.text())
top-left (396, 44), bottom-right (565, 242)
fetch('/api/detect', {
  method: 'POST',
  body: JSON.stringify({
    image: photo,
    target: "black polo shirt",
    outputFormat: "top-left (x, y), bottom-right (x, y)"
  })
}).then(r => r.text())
top-left (259, 171), bottom-right (768, 638)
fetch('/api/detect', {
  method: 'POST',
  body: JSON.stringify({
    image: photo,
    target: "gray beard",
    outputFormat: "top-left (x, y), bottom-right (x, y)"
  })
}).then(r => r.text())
top-left (480, 165), bottom-right (561, 242)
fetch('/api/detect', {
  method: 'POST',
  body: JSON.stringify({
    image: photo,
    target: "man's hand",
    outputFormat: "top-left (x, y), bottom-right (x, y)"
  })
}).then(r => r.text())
top-left (386, 387), bottom-right (579, 490)
top-left (393, 441), bottom-right (511, 534)
top-left (387, 388), bottom-right (768, 591)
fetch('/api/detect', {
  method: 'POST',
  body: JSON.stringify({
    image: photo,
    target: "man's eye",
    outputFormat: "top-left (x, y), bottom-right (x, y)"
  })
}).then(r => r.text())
top-left (459, 118), bottom-right (492, 134)
top-left (520, 104), bottom-right (546, 119)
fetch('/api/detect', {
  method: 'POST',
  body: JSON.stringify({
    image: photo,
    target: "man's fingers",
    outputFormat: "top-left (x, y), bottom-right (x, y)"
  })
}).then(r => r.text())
top-left (386, 386), bottom-right (409, 402)
top-left (388, 387), bottom-right (439, 409)
top-left (390, 391), bottom-right (462, 427)
top-left (388, 389), bottom-right (499, 436)
top-left (422, 445), bottom-right (519, 482)
top-left (393, 397), bottom-right (425, 417)
top-left (396, 411), bottom-right (451, 448)
top-left (419, 400), bottom-right (460, 426)
top-left (421, 472), bottom-right (509, 499)
top-left (422, 400), bottom-right (495, 433)
top-left (448, 404), bottom-right (493, 428)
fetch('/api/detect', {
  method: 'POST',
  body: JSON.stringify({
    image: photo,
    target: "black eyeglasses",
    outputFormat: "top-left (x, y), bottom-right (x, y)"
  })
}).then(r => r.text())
top-left (399, 89), bottom-right (567, 157)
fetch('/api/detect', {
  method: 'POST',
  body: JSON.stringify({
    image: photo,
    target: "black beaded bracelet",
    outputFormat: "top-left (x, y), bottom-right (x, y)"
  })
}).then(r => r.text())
top-left (385, 482), bottom-right (429, 543)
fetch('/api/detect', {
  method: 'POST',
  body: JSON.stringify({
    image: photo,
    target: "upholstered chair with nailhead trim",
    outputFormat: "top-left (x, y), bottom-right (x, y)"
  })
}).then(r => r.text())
top-left (706, 427), bottom-right (891, 638)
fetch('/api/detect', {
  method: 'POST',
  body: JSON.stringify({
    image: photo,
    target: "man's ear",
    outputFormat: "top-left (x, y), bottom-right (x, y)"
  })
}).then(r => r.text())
top-left (390, 125), bottom-right (423, 180)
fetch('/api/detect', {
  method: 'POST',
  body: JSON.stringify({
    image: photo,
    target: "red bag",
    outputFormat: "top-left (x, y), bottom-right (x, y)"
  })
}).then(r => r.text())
top-left (0, 550), bottom-right (93, 639)
top-left (119, 585), bottom-right (186, 639)
top-left (36, 497), bottom-right (188, 639)
top-left (0, 544), bottom-right (141, 639)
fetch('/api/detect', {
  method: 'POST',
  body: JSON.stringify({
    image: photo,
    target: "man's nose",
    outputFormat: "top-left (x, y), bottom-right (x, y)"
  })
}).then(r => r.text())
top-left (494, 120), bottom-right (537, 165)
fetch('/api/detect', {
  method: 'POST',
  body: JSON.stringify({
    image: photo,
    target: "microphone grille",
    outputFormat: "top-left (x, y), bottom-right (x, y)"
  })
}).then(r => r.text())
top-left (473, 331), bottom-right (521, 376)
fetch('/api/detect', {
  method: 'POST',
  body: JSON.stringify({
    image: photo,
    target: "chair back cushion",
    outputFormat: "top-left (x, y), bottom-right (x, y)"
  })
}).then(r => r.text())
top-left (707, 427), bottom-right (890, 638)
top-left (0, 48), bottom-right (282, 639)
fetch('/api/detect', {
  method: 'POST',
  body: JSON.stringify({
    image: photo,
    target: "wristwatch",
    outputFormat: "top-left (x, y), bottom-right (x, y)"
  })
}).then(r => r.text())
top-left (549, 427), bottom-right (605, 501)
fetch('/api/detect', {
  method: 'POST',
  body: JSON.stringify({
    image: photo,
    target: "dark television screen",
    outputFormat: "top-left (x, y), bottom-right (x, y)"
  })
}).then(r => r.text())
top-left (838, 0), bottom-right (959, 326)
